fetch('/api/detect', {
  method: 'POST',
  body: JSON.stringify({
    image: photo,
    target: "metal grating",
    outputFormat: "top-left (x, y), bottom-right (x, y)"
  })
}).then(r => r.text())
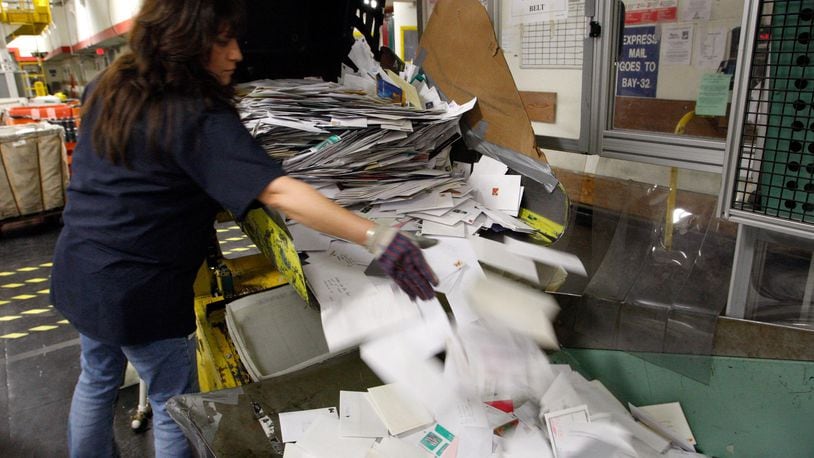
top-left (733, 0), bottom-right (814, 223)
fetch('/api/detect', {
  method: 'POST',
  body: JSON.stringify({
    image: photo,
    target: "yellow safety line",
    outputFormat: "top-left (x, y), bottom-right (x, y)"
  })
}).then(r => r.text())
top-left (29, 325), bottom-right (58, 332)
top-left (17, 267), bottom-right (38, 272)
top-left (2, 283), bottom-right (25, 288)
top-left (58, 320), bottom-right (69, 324)
top-left (0, 300), bottom-right (9, 305)
top-left (0, 316), bottom-right (21, 322)
top-left (25, 278), bottom-right (48, 283)
top-left (39, 262), bottom-right (53, 267)
top-left (0, 272), bottom-right (15, 277)
top-left (12, 294), bottom-right (37, 300)
top-left (0, 333), bottom-right (28, 339)
top-left (37, 289), bottom-right (50, 294)
top-left (22, 309), bottom-right (49, 314)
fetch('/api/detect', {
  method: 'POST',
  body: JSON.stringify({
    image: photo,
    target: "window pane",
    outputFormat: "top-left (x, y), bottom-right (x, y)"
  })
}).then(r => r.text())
top-left (612, 0), bottom-right (744, 139)
top-left (745, 230), bottom-right (814, 330)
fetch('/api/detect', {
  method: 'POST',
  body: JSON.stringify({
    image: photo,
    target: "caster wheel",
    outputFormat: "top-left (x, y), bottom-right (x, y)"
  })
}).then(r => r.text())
top-left (130, 412), bottom-right (149, 432)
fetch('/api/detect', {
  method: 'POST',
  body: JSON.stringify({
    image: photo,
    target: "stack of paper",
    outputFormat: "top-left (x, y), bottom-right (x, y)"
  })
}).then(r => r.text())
top-left (238, 76), bottom-right (472, 187)
top-left (347, 155), bottom-right (538, 237)
top-left (237, 41), bottom-right (540, 237)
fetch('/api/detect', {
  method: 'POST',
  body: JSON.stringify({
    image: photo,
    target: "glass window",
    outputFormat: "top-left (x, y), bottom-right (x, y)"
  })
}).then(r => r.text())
top-left (612, 0), bottom-right (744, 140)
top-left (729, 227), bottom-right (814, 331)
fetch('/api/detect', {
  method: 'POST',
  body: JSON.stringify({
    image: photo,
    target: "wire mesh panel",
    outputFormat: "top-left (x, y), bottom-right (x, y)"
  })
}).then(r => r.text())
top-left (733, 0), bottom-right (814, 223)
top-left (521, 0), bottom-right (587, 68)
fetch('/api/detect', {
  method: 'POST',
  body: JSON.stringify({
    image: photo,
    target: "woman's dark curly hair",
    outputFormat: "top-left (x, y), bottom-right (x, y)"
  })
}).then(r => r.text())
top-left (84, 0), bottom-right (245, 164)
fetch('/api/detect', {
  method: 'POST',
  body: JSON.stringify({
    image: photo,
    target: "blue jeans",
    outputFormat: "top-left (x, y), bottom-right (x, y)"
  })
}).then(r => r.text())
top-left (68, 333), bottom-right (198, 458)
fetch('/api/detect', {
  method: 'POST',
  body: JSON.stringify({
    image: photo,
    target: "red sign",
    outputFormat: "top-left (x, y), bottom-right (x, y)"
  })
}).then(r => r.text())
top-left (625, 6), bottom-right (677, 24)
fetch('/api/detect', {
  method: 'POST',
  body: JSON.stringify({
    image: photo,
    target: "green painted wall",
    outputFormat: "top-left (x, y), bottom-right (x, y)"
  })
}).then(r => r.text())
top-left (554, 349), bottom-right (814, 458)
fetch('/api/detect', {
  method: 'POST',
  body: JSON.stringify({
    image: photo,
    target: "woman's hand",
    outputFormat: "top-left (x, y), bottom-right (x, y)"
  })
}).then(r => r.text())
top-left (376, 232), bottom-right (439, 300)
top-left (257, 176), bottom-right (438, 300)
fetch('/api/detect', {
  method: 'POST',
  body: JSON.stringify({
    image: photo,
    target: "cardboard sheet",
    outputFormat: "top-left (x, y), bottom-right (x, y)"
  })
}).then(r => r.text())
top-left (419, 0), bottom-right (545, 163)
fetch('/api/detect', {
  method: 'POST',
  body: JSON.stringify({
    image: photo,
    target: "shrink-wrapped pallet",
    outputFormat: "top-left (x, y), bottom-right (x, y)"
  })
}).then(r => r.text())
top-left (0, 122), bottom-right (68, 221)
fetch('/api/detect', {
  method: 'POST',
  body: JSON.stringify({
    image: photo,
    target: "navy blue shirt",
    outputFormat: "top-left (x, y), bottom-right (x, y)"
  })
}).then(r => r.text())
top-left (51, 92), bottom-right (284, 345)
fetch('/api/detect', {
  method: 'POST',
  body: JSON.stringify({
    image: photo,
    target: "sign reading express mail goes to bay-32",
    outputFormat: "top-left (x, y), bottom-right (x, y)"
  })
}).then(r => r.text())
top-left (616, 26), bottom-right (660, 98)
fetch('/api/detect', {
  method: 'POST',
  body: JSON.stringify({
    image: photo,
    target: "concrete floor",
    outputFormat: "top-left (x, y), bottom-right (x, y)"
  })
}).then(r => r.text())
top-left (0, 221), bottom-right (153, 457)
top-left (0, 218), bottom-right (258, 457)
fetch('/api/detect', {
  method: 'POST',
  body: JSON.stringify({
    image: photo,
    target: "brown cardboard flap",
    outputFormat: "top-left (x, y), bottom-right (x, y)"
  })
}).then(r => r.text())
top-left (420, 0), bottom-right (544, 163)
top-left (520, 91), bottom-right (557, 124)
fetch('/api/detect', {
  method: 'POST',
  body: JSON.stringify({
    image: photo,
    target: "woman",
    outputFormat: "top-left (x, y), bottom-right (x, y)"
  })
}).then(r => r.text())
top-left (50, 1), bottom-right (437, 456)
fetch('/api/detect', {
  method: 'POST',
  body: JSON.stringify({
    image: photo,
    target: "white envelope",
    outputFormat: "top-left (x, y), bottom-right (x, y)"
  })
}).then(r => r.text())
top-left (339, 391), bottom-right (389, 438)
top-left (367, 383), bottom-right (435, 436)
top-left (280, 407), bottom-right (338, 443)
top-left (471, 155), bottom-right (509, 178)
top-left (421, 220), bottom-right (466, 238)
top-left (297, 416), bottom-right (376, 458)
top-left (466, 272), bottom-right (560, 349)
top-left (468, 175), bottom-right (523, 214)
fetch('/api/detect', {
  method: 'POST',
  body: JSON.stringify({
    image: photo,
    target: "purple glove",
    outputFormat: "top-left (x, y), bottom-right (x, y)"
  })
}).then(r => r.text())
top-left (376, 232), bottom-right (439, 300)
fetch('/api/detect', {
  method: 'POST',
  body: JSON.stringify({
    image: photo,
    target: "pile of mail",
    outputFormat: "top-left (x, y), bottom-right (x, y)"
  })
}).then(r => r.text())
top-left (237, 36), bottom-right (706, 458)
top-left (238, 40), bottom-right (535, 236)
top-left (269, 226), bottom-right (705, 458)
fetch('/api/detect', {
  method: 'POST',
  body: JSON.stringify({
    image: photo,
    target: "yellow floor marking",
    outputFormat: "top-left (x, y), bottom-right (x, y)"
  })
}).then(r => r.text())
top-left (232, 247), bottom-right (250, 252)
top-left (37, 289), bottom-right (50, 294)
top-left (216, 229), bottom-right (229, 233)
top-left (228, 226), bottom-right (240, 230)
top-left (22, 309), bottom-right (49, 315)
top-left (226, 237), bottom-right (243, 241)
top-left (245, 245), bottom-right (257, 249)
top-left (12, 294), bottom-right (37, 300)
top-left (0, 316), bottom-right (21, 322)
top-left (25, 278), bottom-right (49, 284)
top-left (58, 319), bottom-right (69, 324)
top-left (1, 333), bottom-right (28, 339)
top-left (39, 262), bottom-right (53, 267)
top-left (218, 240), bottom-right (226, 244)
top-left (0, 272), bottom-right (15, 277)
top-left (17, 267), bottom-right (39, 272)
top-left (0, 300), bottom-right (9, 305)
top-left (2, 283), bottom-right (25, 288)
top-left (221, 251), bottom-right (232, 256)
top-left (29, 325), bottom-right (59, 332)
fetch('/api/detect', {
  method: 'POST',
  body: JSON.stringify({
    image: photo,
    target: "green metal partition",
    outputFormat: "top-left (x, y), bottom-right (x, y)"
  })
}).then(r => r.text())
top-left (554, 348), bottom-right (814, 458)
